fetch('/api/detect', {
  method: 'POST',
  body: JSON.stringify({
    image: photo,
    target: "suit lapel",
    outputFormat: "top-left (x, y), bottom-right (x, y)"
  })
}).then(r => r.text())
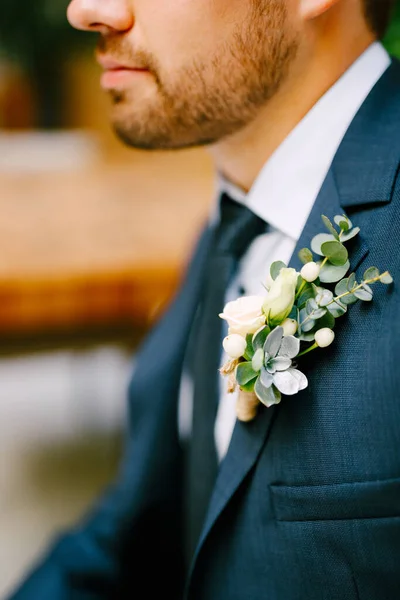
top-left (190, 168), bottom-right (369, 575)
top-left (190, 59), bottom-right (400, 573)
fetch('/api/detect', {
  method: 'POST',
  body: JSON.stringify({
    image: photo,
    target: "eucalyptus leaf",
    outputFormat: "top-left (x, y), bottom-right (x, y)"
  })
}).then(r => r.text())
top-left (334, 274), bottom-right (358, 304)
top-left (347, 273), bottom-right (357, 291)
top-left (327, 299), bottom-right (347, 318)
top-left (270, 261), bottom-right (287, 280)
top-left (302, 318), bottom-right (316, 333)
top-left (363, 267), bottom-right (380, 281)
top-left (298, 331), bottom-right (316, 342)
top-left (321, 215), bottom-right (340, 240)
top-left (306, 298), bottom-right (318, 315)
top-left (320, 241), bottom-right (349, 266)
top-left (311, 233), bottom-right (336, 256)
top-left (299, 311), bottom-right (335, 341)
top-left (340, 293), bottom-right (358, 306)
top-left (236, 362), bottom-right (259, 386)
top-left (340, 227), bottom-right (361, 243)
top-left (315, 288), bottom-right (333, 307)
top-left (313, 311), bottom-right (335, 330)
top-left (299, 307), bottom-right (308, 328)
top-left (335, 278), bottom-right (350, 296)
top-left (362, 283), bottom-right (373, 294)
top-left (381, 272), bottom-right (394, 285)
top-left (298, 248), bottom-right (314, 265)
top-left (319, 260), bottom-right (350, 283)
top-left (297, 286), bottom-right (315, 309)
top-left (354, 288), bottom-right (373, 302)
top-left (312, 308), bottom-right (328, 319)
top-left (334, 214), bottom-right (352, 231)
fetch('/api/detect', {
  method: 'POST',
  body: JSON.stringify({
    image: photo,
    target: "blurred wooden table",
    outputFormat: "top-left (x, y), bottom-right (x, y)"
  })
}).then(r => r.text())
top-left (0, 149), bottom-right (214, 340)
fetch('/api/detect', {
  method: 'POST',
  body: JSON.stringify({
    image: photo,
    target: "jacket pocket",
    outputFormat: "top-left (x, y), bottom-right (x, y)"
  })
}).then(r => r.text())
top-left (270, 476), bottom-right (400, 522)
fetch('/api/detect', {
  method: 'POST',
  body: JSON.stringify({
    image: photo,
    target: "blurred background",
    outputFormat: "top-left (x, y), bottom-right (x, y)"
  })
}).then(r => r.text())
top-left (0, 1), bottom-right (399, 597)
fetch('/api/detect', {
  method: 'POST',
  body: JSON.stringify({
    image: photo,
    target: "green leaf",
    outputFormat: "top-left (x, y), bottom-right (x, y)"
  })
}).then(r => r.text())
top-left (314, 311), bottom-right (336, 330)
top-left (340, 227), bottom-right (361, 243)
top-left (311, 233), bottom-right (336, 256)
top-left (341, 293), bottom-right (358, 306)
top-left (319, 260), bottom-right (350, 283)
top-left (298, 331), bottom-right (316, 342)
top-left (363, 267), bottom-right (380, 281)
top-left (354, 288), bottom-right (373, 302)
top-left (302, 318), bottom-right (317, 333)
top-left (380, 272), bottom-right (394, 285)
top-left (320, 241), bottom-right (349, 266)
top-left (236, 362), bottom-right (259, 386)
top-left (347, 273), bottom-right (357, 291)
top-left (240, 377), bottom-right (258, 393)
top-left (362, 283), bottom-right (373, 294)
top-left (315, 288), bottom-right (334, 307)
top-left (252, 326), bottom-right (270, 351)
top-left (306, 298), bottom-right (318, 315)
top-left (313, 308), bottom-right (328, 319)
top-left (298, 248), bottom-right (314, 265)
top-left (243, 334), bottom-right (255, 361)
top-left (321, 215), bottom-right (340, 240)
top-left (270, 261), bottom-right (287, 280)
top-left (334, 276), bottom-right (358, 304)
top-left (335, 278), bottom-right (350, 296)
top-left (334, 214), bottom-right (352, 231)
top-left (327, 300), bottom-right (347, 318)
top-left (297, 286), bottom-right (316, 309)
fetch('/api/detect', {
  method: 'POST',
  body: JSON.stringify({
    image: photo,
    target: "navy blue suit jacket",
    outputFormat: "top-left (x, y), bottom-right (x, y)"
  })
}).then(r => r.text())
top-left (9, 60), bottom-right (400, 600)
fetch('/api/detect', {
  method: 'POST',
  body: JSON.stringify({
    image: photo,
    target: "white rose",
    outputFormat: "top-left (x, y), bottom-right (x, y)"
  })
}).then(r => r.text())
top-left (222, 334), bottom-right (247, 359)
top-left (300, 262), bottom-right (320, 283)
top-left (262, 268), bottom-right (298, 328)
top-left (219, 295), bottom-right (266, 336)
top-left (315, 328), bottom-right (335, 348)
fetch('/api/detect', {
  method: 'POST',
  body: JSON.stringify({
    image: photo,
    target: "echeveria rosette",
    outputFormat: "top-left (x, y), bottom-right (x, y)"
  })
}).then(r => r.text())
top-left (235, 326), bottom-right (308, 408)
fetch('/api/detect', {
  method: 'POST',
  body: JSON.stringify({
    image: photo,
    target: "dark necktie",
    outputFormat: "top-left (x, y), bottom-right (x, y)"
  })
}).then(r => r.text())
top-left (184, 191), bottom-right (267, 563)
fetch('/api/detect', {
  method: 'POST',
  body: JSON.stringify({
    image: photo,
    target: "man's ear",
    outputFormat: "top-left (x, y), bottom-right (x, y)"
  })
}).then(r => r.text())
top-left (299, 0), bottom-right (341, 20)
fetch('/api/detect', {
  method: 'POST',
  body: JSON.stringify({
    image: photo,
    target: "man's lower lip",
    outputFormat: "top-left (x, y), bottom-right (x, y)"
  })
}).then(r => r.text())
top-left (100, 68), bottom-right (150, 89)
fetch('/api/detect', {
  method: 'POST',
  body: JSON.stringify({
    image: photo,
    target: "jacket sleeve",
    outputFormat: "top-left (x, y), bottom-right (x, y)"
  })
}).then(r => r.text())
top-left (7, 225), bottom-right (210, 600)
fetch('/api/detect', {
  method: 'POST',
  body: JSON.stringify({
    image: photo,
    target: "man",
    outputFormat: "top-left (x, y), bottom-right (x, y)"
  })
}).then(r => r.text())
top-left (9, 0), bottom-right (400, 598)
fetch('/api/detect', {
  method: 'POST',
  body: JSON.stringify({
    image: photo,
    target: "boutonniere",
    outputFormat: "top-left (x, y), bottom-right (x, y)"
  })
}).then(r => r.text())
top-left (219, 214), bottom-right (393, 422)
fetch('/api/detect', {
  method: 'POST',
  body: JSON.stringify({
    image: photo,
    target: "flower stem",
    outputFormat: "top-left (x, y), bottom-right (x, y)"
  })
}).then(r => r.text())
top-left (297, 343), bottom-right (319, 357)
top-left (326, 274), bottom-right (385, 306)
top-left (295, 279), bottom-right (307, 300)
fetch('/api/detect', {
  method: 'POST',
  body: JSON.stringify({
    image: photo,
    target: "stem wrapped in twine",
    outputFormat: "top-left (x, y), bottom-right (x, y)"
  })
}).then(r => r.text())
top-left (236, 389), bottom-right (259, 422)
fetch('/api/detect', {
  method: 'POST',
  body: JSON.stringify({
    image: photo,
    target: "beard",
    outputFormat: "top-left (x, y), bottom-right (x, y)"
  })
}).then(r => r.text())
top-left (99, 1), bottom-right (299, 150)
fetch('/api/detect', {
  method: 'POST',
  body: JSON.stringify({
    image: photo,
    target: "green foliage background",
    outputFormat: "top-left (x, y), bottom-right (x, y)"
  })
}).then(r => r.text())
top-left (384, 1), bottom-right (400, 56)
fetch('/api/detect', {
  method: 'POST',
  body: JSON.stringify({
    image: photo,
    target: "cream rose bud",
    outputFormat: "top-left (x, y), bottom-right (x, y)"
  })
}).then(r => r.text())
top-left (315, 328), bottom-right (335, 348)
top-left (262, 268), bottom-right (298, 328)
top-left (300, 262), bottom-right (320, 283)
top-left (222, 334), bottom-right (247, 359)
top-left (219, 295), bottom-right (266, 336)
top-left (281, 318), bottom-right (298, 337)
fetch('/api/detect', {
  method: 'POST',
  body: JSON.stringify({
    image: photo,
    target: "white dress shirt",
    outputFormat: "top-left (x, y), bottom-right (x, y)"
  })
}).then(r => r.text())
top-left (178, 42), bottom-right (391, 463)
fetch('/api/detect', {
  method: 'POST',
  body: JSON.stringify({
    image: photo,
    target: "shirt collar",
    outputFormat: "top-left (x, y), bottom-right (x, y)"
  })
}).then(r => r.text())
top-left (215, 42), bottom-right (391, 241)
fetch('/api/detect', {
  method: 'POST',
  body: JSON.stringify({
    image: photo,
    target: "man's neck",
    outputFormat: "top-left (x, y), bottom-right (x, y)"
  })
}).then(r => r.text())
top-left (208, 35), bottom-right (376, 194)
